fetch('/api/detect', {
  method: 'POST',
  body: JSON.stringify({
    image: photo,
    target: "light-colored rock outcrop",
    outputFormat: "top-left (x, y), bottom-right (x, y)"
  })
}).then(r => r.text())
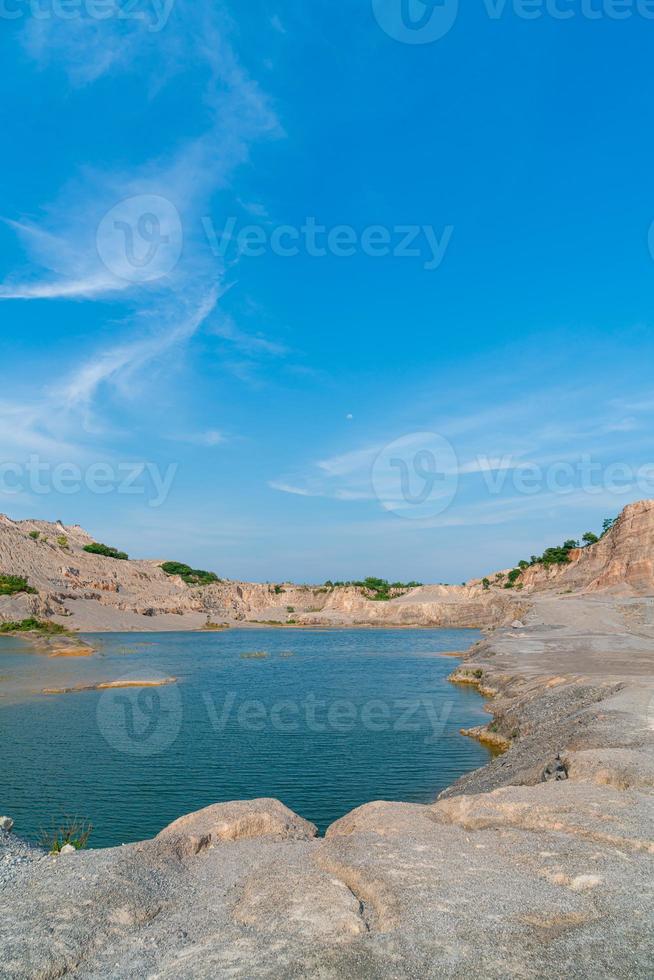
top-left (2, 502), bottom-right (654, 975)
top-left (502, 499), bottom-right (654, 595)
top-left (1, 592), bottom-right (653, 977)
top-left (1, 499), bottom-right (654, 633)
top-left (0, 514), bottom-right (521, 631)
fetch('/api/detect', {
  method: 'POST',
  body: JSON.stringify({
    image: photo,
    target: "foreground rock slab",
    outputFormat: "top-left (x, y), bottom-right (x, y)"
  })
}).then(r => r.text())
top-left (1, 596), bottom-right (654, 978)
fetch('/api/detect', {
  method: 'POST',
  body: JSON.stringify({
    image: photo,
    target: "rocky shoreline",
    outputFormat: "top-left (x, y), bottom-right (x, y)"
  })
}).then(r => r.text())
top-left (1, 592), bottom-right (652, 977)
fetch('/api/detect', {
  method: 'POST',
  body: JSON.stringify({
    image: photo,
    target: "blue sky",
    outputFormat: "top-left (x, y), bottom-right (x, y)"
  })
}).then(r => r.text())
top-left (1, 1), bottom-right (654, 583)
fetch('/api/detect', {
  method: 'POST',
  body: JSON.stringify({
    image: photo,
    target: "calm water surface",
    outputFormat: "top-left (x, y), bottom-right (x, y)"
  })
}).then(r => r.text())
top-left (0, 628), bottom-right (491, 846)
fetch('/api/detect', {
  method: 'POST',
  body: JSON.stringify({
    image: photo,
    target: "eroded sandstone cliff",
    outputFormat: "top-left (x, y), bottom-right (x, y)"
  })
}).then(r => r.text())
top-left (0, 514), bottom-right (520, 630)
top-left (1, 499), bottom-right (653, 632)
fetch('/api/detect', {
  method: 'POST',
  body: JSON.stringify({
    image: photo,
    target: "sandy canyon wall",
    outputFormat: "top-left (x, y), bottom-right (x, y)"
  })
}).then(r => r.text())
top-left (0, 499), bottom-right (652, 631)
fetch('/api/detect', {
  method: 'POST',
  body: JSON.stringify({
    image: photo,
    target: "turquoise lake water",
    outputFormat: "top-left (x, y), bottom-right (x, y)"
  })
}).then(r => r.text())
top-left (0, 628), bottom-right (491, 847)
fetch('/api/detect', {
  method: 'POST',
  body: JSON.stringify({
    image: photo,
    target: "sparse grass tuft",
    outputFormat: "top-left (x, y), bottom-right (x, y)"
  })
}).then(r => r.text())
top-left (39, 815), bottom-right (93, 854)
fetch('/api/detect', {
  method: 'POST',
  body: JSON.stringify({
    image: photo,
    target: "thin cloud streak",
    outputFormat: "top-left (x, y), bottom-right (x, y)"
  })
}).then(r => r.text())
top-left (56, 288), bottom-right (220, 409)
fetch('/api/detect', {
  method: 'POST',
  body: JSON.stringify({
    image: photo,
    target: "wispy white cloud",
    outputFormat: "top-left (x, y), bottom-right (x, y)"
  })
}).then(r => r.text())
top-left (0, 1), bottom-right (283, 467)
top-left (57, 289), bottom-right (220, 409)
top-left (208, 311), bottom-right (287, 357)
top-left (237, 199), bottom-right (271, 220)
top-left (0, 400), bottom-right (80, 459)
top-left (270, 15), bottom-right (287, 35)
top-left (268, 481), bottom-right (315, 497)
top-left (2, 1), bottom-right (281, 306)
top-left (21, 0), bottom-right (184, 87)
top-left (173, 429), bottom-right (226, 447)
top-left (268, 386), bottom-right (654, 521)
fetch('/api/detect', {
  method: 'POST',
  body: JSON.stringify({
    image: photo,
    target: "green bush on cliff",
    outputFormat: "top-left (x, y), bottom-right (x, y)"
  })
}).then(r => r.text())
top-left (0, 575), bottom-right (37, 596)
top-left (83, 542), bottom-right (129, 560)
top-left (539, 545), bottom-right (574, 566)
top-left (356, 577), bottom-right (423, 601)
top-left (503, 568), bottom-right (523, 589)
top-left (161, 561), bottom-right (220, 586)
top-left (0, 618), bottom-right (66, 634)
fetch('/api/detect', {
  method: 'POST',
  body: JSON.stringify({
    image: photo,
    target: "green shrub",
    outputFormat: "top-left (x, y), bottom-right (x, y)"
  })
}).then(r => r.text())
top-left (0, 575), bottom-right (37, 596)
top-left (161, 561), bottom-right (219, 586)
top-left (504, 568), bottom-right (522, 589)
top-left (352, 577), bottom-right (423, 601)
top-left (273, 585), bottom-right (285, 594)
top-left (0, 618), bottom-right (66, 634)
top-left (56, 535), bottom-right (69, 549)
top-left (482, 577), bottom-right (490, 590)
top-left (83, 542), bottom-right (129, 561)
top-left (540, 546), bottom-right (573, 566)
top-left (322, 578), bottom-right (421, 599)
top-left (28, 531), bottom-right (40, 541)
top-left (514, 530), bottom-right (593, 572)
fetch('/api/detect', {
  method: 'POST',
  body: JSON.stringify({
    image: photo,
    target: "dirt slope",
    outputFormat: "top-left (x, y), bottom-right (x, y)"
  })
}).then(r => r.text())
top-left (1, 498), bottom-right (652, 632)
